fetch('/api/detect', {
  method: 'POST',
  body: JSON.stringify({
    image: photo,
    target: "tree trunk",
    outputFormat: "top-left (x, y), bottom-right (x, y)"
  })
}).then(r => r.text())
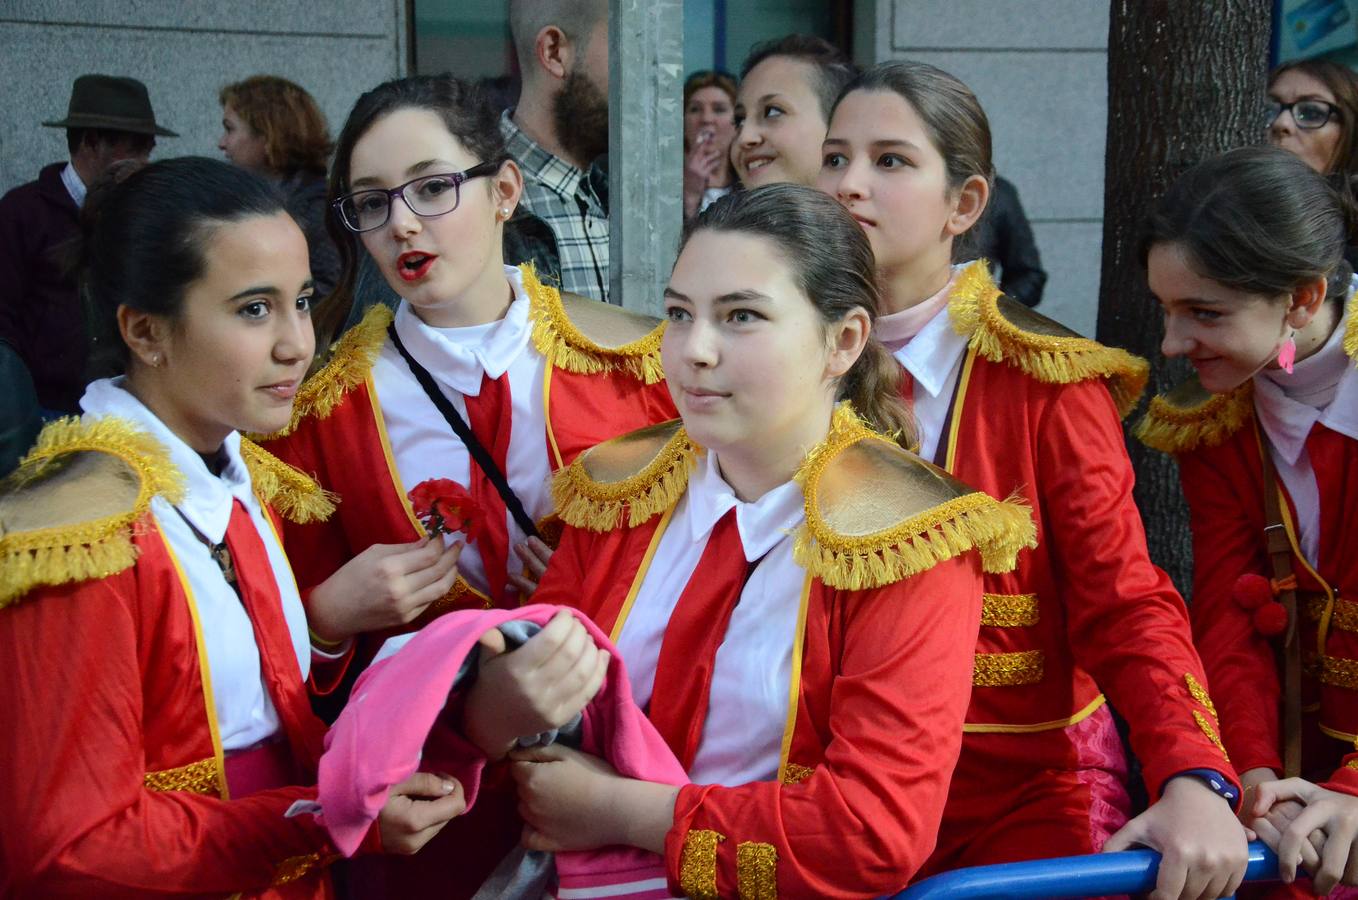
top-left (1097, 0), bottom-right (1270, 594)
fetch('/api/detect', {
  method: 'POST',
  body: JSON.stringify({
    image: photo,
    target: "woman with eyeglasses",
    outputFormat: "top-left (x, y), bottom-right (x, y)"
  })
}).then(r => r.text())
top-left (1268, 60), bottom-right (1358, 178)
top-left (0, 157), bottom-right (465, 897)
top-left (260, 66), bottom-right (674, 754)
top-left (1137, 146), bottom-right (1358, 898)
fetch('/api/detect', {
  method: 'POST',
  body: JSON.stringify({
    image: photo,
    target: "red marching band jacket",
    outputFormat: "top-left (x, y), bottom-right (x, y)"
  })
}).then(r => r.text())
top-left (262, 264), bottom-right (677, 688)
top-left (933, 264), bottom-right (1238, 798)
top-left (1136, 309), bottom-right (1358, 793)
top-left (532, 406), bottom-right (1037, 899)
top-left (0, 419), bottom-right (356, 898)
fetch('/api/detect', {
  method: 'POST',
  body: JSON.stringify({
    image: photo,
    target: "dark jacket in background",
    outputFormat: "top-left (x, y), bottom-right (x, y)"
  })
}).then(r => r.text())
top-left (975, 175), bottom-right (1047, 308)
top-left (0, 162), bottom-right (87, 412)
top-left (0, 340), bottom-right (41, 477)
top-left (279, 169), bottom-right (341, 304)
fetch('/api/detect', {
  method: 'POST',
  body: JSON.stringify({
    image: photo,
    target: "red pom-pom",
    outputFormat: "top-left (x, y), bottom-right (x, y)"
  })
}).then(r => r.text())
top-left (1254, 601), bottom-right (1288, 637)
top-left (1233, 573), bottom-right (1274, 610)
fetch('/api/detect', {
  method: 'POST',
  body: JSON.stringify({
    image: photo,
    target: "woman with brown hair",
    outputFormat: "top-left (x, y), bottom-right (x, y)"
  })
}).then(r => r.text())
top-left (681, 70), bottom-right (738, 219)
top-left (219, 75), bottom-right (340, 300)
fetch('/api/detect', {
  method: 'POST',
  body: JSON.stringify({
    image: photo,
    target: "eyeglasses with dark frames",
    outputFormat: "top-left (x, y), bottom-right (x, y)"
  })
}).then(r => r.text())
top-left (1267, 99), bottom-right (1342, 130)
top-left (332, 161), bottom-right (502, 233)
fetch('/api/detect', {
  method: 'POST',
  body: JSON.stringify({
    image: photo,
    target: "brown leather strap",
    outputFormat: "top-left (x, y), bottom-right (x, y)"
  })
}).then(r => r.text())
top-left (1261, 450), bottom-right (1302, 778)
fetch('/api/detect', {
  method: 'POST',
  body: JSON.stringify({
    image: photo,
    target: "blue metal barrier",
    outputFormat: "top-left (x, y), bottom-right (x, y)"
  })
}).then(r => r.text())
top-left (891, 841), bottom-right (1279, 900)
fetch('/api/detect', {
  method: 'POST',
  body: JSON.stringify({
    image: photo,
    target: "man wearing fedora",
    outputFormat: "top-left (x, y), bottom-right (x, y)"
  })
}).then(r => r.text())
top-left (0, 74), bottom-right (176, 414)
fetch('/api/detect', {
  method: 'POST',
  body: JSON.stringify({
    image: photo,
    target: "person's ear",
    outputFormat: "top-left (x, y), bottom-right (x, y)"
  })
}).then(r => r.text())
top-left (944, 174), bottom-right (990, 239)
top-left (117, 305), bottom-right (171, 369)
top-left (534, 25), bottom-right (572, 82)
top-left (1287, 275), bottom-right (1328, 329)
top-left (490, 159), bottom-right (525, 221)
top-left (825, 307), bottom-right (871, 379)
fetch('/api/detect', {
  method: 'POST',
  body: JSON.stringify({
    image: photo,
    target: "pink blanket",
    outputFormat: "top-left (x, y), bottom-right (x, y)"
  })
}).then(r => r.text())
top-left (317, 603), bottom-right (687, 898)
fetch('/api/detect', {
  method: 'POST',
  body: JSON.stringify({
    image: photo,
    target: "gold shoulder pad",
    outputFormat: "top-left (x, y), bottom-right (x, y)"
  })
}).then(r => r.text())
top-left (238, 438), bottom-right (336, 524)
top-left (272, 302), bottom-right (392, 437)
top-left (794, 405), bottom-right (1036, 590)
top-left (949, 261), bottom-right (1150, 417)
top-left (551, 419), bottom-right (694, 531)
top-left (1134, 376), bottom-right (1253, 454)
top-left (0, 417), bottom-right (184, 606)
top-left (523, 263), bottom-right (666, 384)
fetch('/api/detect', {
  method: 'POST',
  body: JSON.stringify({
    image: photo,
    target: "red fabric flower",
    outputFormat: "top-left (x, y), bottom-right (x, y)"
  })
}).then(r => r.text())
top-left (408, 478), bottom-right (483, 542)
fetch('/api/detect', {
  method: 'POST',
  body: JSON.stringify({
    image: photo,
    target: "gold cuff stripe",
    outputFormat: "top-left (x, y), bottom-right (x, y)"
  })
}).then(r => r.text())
top-left (1321, 656), bottom-right (1358, 690)
top-left (1347, 759), bottom-right (1358, 771)
top-left (143, 757), bottom-right (221, 796)
top-left (1193, 710), bottom-right (1231, 762)
top-left (972, 650), bottom-right (1044, 687)
top-left (680, 829), bottom-right (725, 900)
top-left (781, 763), bottom-right (814, 785)
top-left (980, 592), bottom-right (1039, 627)
top-left (736, 842), bottom-right (778, 900)
top-left (273, 851), bottom-right (340, 886)
top-left (1307, 596), bottom-right (1358, 633)
top-left (1184, 673), bottom-right (1218, 719)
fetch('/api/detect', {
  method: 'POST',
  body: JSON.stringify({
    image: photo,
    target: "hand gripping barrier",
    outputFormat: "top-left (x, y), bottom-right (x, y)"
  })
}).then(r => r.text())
top-left (890, 841), bottom-right (1279, 900)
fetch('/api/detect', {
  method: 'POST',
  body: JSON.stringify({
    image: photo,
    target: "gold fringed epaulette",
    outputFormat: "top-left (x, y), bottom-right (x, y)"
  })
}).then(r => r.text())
top-left (1133, 376), bottom-right (1253, 455)
top-left (793, 405), bottom-right (1036, 590)
top-left (0, 417), bottom-right (185, 606)
top-left (949, 261), bottom-right (1150, 417)
top-left (1345, 290), bottom-right (1358, 364)
top-left (551, 419), bottom-right (695, 531)
top-left (524, 263), bottom-right (667, 384)
top-left (272, 303), bottom-right (393, 437)
top-left (238, 438), bottom-right (336, 524)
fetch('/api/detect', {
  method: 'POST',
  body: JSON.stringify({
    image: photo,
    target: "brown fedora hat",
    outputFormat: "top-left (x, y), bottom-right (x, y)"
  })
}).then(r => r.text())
top-left (42, 74), bottom-right (178, 137)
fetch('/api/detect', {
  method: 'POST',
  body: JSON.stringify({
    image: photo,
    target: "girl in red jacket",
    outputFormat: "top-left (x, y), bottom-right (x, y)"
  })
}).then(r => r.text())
top-left (1138, 145), bottom-right (1358, 897)
top-left (817, 61), bottom-right (1249, 900)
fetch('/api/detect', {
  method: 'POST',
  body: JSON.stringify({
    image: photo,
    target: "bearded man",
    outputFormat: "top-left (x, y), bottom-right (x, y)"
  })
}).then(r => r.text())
top-left (502, 0), bottom-right (612, 302)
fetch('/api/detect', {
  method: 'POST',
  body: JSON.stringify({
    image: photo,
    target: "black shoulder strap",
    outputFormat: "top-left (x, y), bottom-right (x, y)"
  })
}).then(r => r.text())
top-left (387, 323), bottom-right (540, 540)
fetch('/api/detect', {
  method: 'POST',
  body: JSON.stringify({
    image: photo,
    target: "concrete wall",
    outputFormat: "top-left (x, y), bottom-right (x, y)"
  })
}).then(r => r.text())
top-left (874, 0), bottom-right (1107, 335)
top-left (0, 1), bottom-right (408, 195)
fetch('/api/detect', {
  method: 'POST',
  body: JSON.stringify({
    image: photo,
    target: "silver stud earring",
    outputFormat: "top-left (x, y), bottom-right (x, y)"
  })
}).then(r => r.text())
top-left (500, 208), bottom-right (510, 218)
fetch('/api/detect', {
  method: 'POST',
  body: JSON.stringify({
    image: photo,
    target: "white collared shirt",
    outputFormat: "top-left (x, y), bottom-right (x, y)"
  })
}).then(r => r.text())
top-left (615, 450), bottom-right (806, 785)
top-left (80, 378), bottom-right (311, 752)
top-left (60, 162), bottom-right (86, 209)
top-left (372, 265), bottom-right (553, 596)
top-left (891, 269), bottom-right (973, 463)
top-left (1254, 298), bottom-right (1358, 564)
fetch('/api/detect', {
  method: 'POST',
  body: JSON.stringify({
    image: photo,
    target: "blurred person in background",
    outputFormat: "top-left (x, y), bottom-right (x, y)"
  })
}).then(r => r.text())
top-left (974, 174), bottom-right (1047, 307)
top-left (219, 75), bottom-right (341, 303)
top-left (0, 74), bottom-right (174, 415)
top-left (682, 70), bottom-right (739, 219)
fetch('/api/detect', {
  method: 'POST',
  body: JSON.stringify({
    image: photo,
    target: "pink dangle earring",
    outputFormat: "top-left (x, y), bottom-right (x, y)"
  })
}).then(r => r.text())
top-left (1277, 335), bottom-right (1297, 374)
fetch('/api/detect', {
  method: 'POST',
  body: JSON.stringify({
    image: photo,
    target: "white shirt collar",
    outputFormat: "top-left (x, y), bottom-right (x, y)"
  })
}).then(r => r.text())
top-left (61, 162), bottom-right (86, 208)
top-left (892, 300), bottom-right (970, 398)
top-left (685, 449), bottom-right (805, 562)
top-left (79, 377), bottom-right (253, 543)
top-left (1255, 298), bottom-right (1358, 463)
top-left (391, 265), bottom-right (533, 397)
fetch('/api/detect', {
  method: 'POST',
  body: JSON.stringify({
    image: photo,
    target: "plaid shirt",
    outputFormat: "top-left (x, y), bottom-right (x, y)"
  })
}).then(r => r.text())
top-left (500, 110), bottom-right (610, 302)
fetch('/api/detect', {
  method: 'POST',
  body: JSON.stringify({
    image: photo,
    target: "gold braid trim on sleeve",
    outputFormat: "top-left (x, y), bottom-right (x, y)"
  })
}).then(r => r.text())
top-left (781, 763), bottom-right (815, 785)
top-left (981, 592), bottom-right (1040, 627)
top-left (1321, 656), bottom-right (1358, 690)
top-left (144, 757), bottom-right (223, 796)
top-left (948, 261), bottom-right (1150, 417)
top-left (550, 421), bottom-right (696, 531)
top-left (272, 850), bottom-right (341, 886)
top-left (679, 829), bottom-right (726, 900)
top-left (1184, 673), bottom-right (1219, 719)
top-left (267, 303), bottom-right (392, 438)
top-left (239, 438), bottom-right (337, 524)
top-left (1193, 710), bottom-right (1231, 761)
top-left (792, 405), bottom-right (1036, 590)
top-left (523, 262), bottom-right (667, 384)
top-left (1134, 378), bottom-right (1253, 454)
top-left (0, 417), bottom-right (185, 606)
top-left (736, 842), bottom-right (778, 900)
top-left (972, 650), bottom-right (1045, 686)
top-left (1308, 596), bottom-right (1358, 632)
